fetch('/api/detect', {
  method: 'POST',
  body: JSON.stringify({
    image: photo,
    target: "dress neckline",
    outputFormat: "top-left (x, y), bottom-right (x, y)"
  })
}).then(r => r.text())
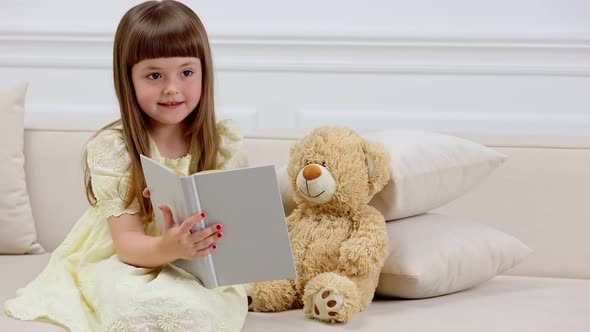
top-left (147, 134), bottom-right (192, 162)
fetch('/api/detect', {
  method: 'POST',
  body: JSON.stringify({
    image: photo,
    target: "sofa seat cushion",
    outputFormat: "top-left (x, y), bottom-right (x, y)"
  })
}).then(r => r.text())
top-left (2, 255), bottom-right (589, 331)
top-left (0, 254), bottom-right (64, 331)
top-left (243, 275), bottom-right (590, 331)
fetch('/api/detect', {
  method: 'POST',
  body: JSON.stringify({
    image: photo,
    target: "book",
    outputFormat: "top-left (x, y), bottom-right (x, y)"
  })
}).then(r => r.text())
top-left (140, 154), bottom-right (297, 289)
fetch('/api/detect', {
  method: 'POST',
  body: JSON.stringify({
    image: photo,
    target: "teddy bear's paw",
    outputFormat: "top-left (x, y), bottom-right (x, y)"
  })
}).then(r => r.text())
top-left (312, 288), bottom-right (344, 322)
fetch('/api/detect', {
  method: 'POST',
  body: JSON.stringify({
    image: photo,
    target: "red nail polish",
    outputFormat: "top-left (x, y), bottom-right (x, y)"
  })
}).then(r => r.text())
top-left (200, 212), bottom-right (206, 218)
top-left (216, 224), bottom-right (222, 230)
top-left (212, 244), bottom-right (217, 250)
top-left (217, 232), bottom-right (223, 238)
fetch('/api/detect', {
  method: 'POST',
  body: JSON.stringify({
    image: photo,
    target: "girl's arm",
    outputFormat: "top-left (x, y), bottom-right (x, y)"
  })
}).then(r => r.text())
top-left (107, 206), bottom-right (222, 268)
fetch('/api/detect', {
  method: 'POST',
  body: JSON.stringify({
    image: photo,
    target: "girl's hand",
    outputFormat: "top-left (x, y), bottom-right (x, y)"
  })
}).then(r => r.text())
top-left (157, 204), bottom-right (223, 261)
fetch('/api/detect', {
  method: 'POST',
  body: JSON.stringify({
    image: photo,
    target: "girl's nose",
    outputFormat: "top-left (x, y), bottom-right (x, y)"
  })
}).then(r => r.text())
top-left (163, 82), bottom-right (180, 95)
top-left (164, 87), bottom-right (179, 95)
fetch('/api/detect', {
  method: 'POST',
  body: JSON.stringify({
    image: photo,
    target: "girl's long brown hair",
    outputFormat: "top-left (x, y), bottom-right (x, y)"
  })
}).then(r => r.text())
top-left (84, 0), bottom-right (218, 224)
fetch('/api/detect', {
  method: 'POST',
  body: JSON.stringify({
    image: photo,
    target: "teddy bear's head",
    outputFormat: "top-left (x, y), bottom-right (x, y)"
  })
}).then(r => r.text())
top-left (288, 126), bottom-right (390, 212)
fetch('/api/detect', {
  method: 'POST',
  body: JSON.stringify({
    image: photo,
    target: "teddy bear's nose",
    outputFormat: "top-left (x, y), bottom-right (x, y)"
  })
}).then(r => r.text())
top-left (303, 164), bottom-right (322, 181)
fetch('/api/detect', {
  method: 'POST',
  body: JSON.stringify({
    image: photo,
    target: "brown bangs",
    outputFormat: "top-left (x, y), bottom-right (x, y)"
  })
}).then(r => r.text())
top-left (126, 4), bottom-right (202, 66)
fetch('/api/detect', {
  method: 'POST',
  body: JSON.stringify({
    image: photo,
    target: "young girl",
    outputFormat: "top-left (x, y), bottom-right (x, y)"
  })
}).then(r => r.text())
top-left (4, 1), bottom-right (249, 331)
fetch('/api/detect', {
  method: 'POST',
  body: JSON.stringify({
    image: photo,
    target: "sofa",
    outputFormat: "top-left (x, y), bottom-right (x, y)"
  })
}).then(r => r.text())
top-left (1, 111), bottom-right (590, 331)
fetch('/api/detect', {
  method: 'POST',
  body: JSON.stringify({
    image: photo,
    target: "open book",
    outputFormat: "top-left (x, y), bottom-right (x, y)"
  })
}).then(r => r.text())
top-left (140, 155), bottom-right (297, 289)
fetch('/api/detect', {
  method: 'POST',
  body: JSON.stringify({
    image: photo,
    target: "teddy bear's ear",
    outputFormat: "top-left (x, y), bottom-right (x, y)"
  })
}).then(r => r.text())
top-left (362, 139), bottom-right (391, 198)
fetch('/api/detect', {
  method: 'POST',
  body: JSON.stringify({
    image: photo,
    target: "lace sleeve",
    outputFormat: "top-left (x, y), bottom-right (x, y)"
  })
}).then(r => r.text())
top-left (86, 129), bottom-right (140, 219)
top-left (216, 119), bottom-right (249, 170)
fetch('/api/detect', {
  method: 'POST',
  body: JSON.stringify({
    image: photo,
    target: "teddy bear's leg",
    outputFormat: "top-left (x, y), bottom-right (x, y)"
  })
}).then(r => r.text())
top-left (349, 274), bottom-right (381, 311)
top-left (244, 279), bottom-right (300, 312)
top-left (302, 272), bottom-right (360, 323)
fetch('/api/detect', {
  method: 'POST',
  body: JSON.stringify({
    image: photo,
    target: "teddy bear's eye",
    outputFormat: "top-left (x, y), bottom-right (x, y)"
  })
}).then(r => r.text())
top-left (321, 161), bottom-right (327, 167)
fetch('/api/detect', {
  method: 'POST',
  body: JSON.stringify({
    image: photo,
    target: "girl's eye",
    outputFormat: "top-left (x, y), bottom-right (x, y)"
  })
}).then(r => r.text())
top-left (181, 70), bottom-right (193, 77)
top-left (146, 73), bottom-right (161, 80)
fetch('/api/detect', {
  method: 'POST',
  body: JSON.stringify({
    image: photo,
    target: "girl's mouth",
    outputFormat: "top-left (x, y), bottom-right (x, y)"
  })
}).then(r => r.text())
top-left (158, 101), bottom-right (184, 109)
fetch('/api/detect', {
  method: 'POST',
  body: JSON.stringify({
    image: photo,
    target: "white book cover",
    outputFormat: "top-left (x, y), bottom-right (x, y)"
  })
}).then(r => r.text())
top-left (140, 154), bottom-right (297, 288)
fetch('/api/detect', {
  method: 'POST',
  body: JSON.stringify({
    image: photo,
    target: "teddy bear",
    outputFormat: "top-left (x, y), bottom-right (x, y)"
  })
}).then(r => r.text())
top-left (245, 126), bottom-right (391, 323)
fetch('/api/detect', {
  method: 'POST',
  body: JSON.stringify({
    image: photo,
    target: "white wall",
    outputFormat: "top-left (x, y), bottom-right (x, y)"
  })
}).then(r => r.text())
top-left (1, 0), bottom-right (589, 135)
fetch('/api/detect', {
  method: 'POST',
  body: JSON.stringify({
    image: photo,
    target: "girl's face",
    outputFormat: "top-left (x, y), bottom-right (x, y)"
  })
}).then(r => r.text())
top-left (131, 57), bottom-right (202, 130)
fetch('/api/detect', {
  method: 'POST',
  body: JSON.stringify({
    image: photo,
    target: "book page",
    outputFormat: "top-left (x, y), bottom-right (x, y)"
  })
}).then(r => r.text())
top-left (193, 165), bottom-right (297, 287)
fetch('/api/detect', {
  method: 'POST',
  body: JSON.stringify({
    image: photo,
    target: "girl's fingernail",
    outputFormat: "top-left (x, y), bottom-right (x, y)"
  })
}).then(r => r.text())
top-left (217, 232), bottom-right (223, 238)
top-left (216, 224), bottom-right (222, 230)
top-left (200, 212), bottom-right (206, 218)
top-left (212, 244), bottom-right (217, 250)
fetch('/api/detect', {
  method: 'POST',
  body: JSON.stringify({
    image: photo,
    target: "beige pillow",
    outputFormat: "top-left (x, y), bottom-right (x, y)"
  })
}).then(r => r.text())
top-left (0, 82), bottom-right (44, 254)
top-left (278, 130), bottom-right (506, 220)
top-left (364, 130), bottom-right (507, 220)
top-left (376, 213), bottom-right (531, 299)
top-left (276, 164), bottom-right (297, 217)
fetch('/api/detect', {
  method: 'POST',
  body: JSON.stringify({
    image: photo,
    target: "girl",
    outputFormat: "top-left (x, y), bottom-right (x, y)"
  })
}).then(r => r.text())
top-left (4, 1), bottom-right (249, 331)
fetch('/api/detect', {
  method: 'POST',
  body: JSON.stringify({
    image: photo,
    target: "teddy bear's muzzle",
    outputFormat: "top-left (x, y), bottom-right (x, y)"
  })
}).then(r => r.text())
top-left (303, 164), bottom-right (322, 181)
top-left (297, 164), bottom-right (337, 204)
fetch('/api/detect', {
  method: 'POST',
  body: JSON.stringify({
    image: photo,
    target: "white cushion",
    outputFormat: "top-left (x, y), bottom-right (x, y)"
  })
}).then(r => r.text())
top-left (2, 255), bottom-right (589, 331)
top-left (0, 82), bottom-right (44, 254)
top-left (376, 213), bottom-right (531, 299)
top-left (278, 130), bottom-right (506, 220)
top-left (242, 276), bottom-right (590, 331)
top-left (275, 164), bottom-right (298, 217)
top-left (364, 130), bottom-right (507, 220)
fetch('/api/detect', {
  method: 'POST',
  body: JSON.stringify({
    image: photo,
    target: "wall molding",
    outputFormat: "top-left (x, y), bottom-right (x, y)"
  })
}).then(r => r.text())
top-left (296, 109), bottom-right (590, 136)
top-left (23, 107), bottom-right (260, 131)
top-left (1, 31), bottom-right (589, 76)
top-left (24, 106), bottom-right (590, 136)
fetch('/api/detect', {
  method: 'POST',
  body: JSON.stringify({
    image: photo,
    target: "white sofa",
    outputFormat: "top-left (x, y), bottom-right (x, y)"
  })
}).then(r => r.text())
top-left (1, 114), bottom-right (590, 331)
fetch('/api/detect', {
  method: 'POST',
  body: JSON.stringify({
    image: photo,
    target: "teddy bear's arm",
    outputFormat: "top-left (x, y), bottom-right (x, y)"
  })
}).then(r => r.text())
top-left (337, 209), bottom-right (388, 277)
top-left (285, 208), bottom-right (307, 233)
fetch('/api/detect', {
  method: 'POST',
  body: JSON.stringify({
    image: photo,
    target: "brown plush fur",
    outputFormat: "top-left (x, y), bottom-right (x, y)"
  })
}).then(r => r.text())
top-left (245, 126), bottom-right (390, 323)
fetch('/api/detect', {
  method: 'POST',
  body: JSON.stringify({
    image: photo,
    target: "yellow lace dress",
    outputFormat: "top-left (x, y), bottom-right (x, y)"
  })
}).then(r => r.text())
top-left (4, 120), bottom-right (249, 332)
